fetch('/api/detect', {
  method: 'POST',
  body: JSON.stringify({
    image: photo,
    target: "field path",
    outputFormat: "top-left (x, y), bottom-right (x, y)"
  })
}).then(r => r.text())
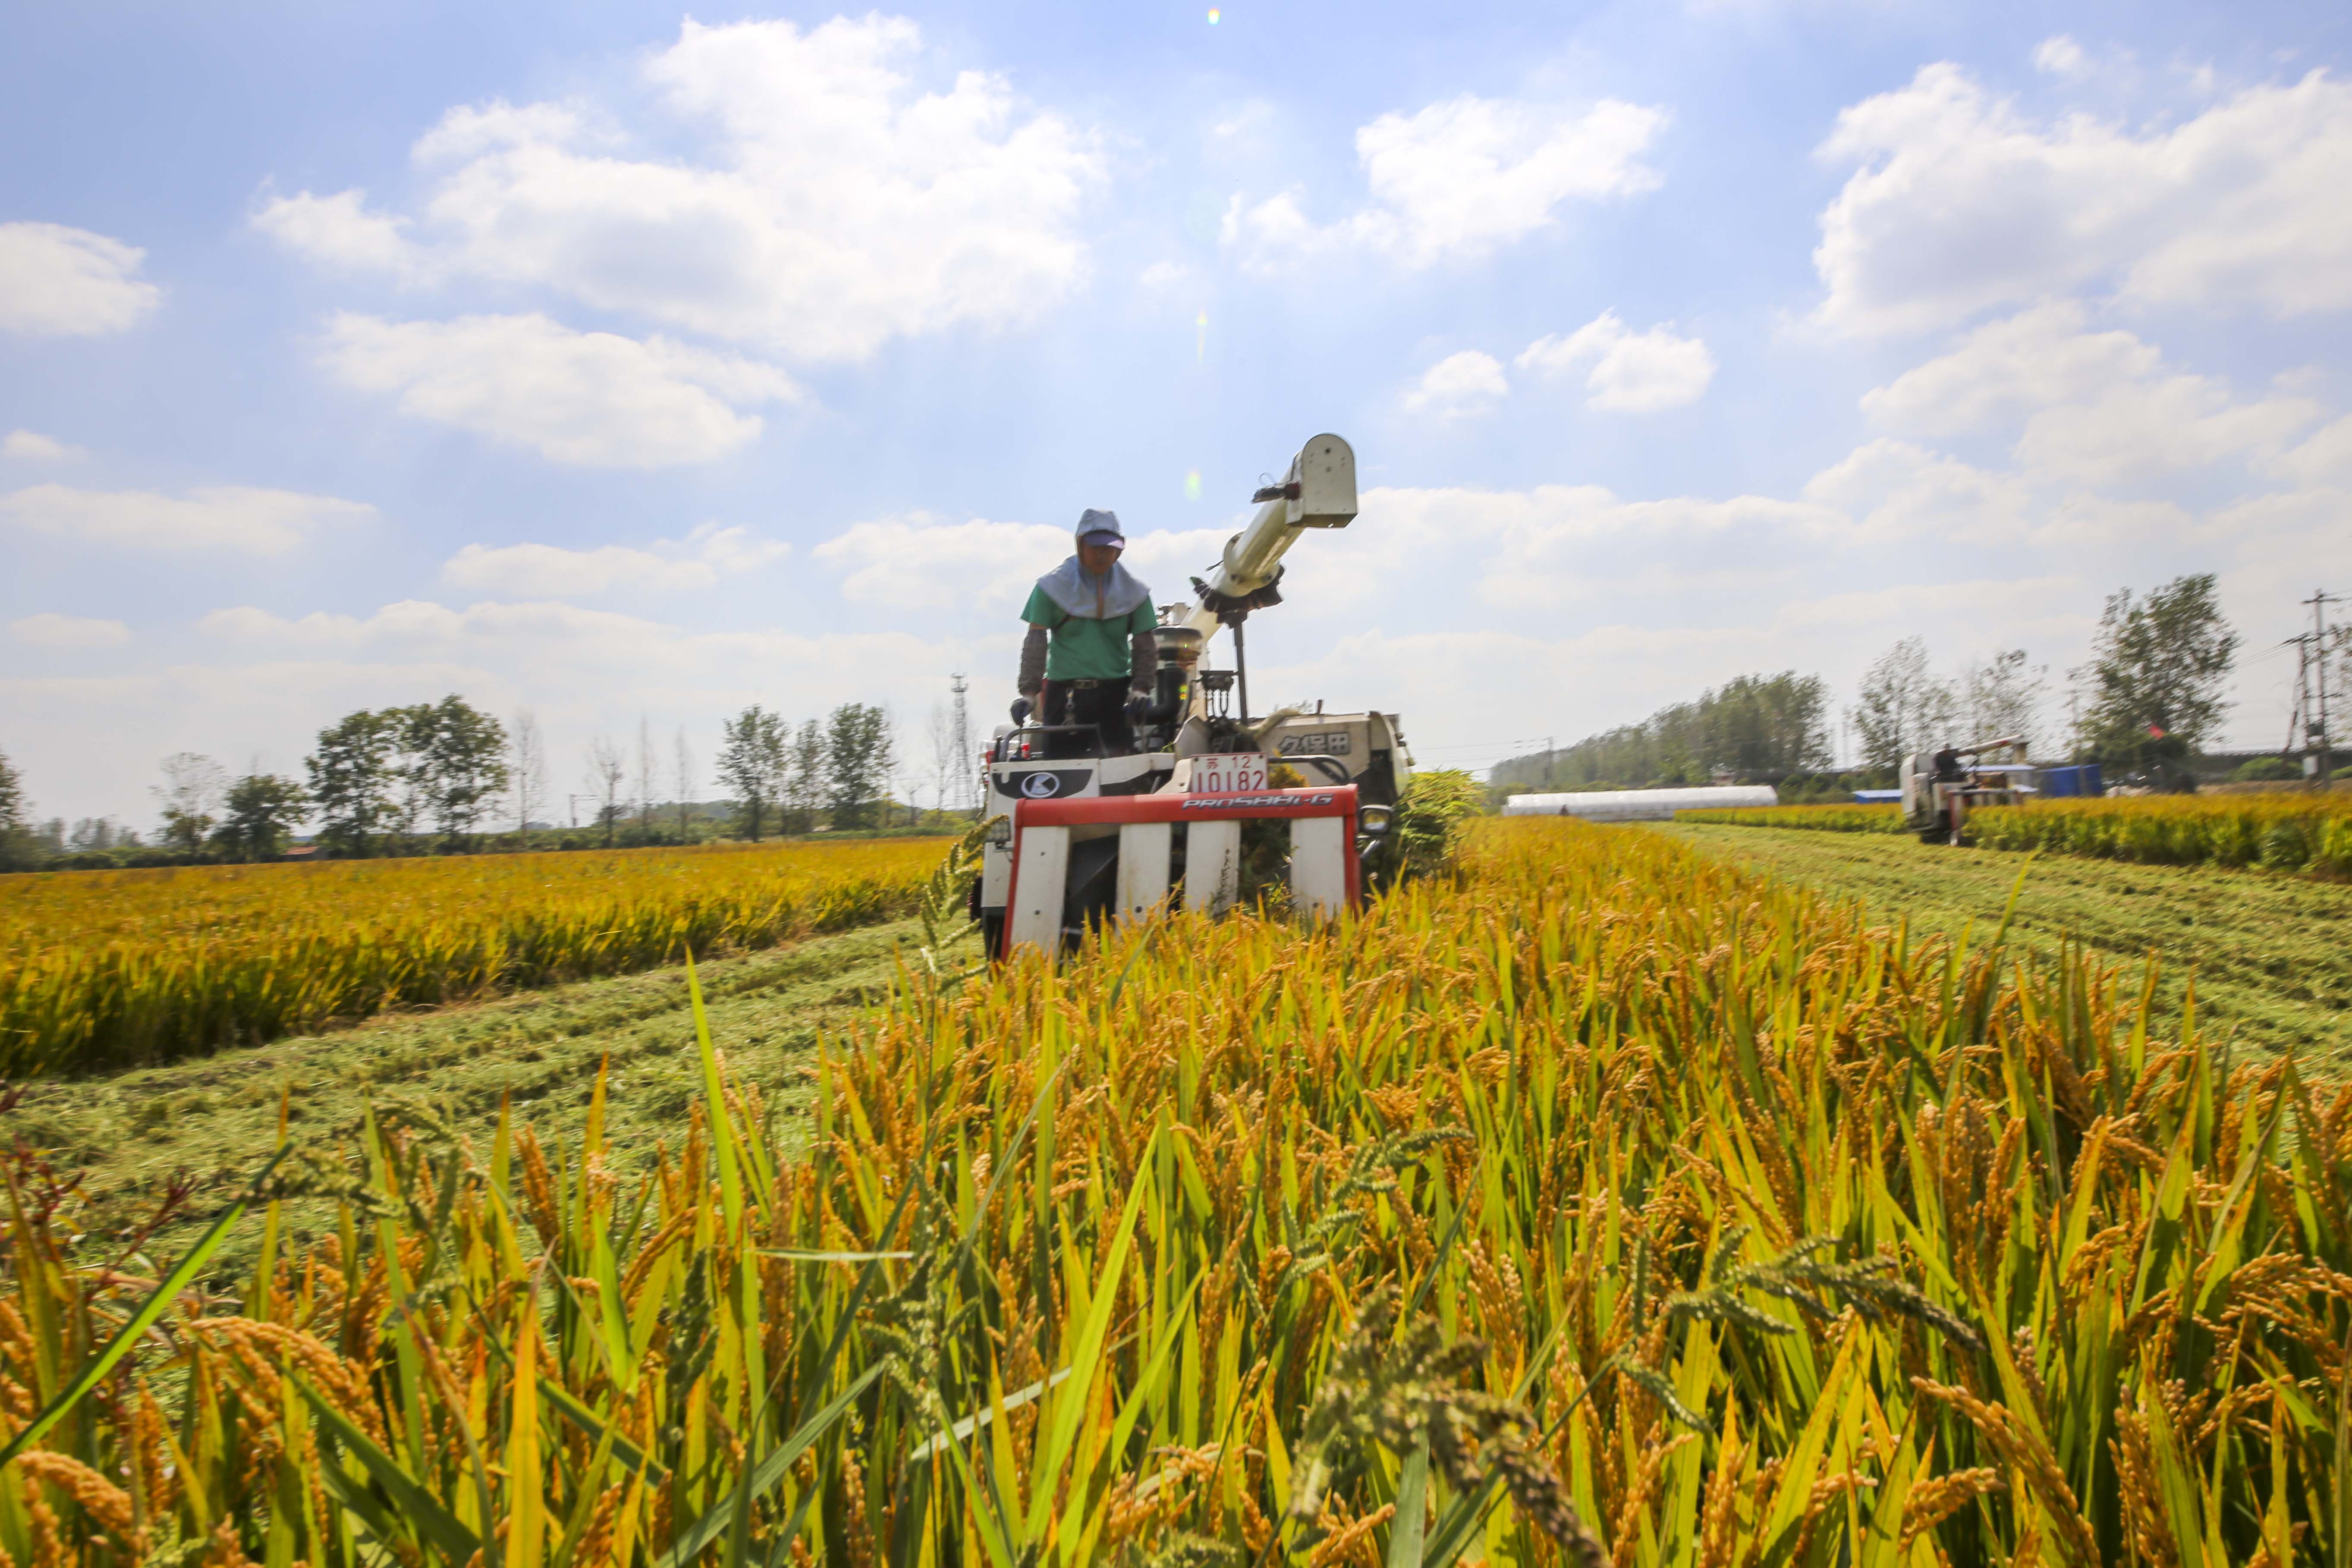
top-left (1665, 822), bottom-right (2352, 1064)
top-left (16, 917), bottom-right (951, 1272)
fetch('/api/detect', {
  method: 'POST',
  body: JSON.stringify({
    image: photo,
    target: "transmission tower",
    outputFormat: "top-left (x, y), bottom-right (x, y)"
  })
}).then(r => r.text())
top-left (949, 672), bottom-right (972, 817)
top-left (2307, 589), bottom-right (2343, 788)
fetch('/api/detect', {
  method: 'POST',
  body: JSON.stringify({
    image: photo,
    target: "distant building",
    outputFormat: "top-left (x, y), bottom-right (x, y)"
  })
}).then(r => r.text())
top-left (1503, 786), bottom-right (1778, 821)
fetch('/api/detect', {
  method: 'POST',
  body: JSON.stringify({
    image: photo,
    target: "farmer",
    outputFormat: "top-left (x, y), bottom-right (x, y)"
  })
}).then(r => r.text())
top-left (1013, 509), bottom-right (1157, 755)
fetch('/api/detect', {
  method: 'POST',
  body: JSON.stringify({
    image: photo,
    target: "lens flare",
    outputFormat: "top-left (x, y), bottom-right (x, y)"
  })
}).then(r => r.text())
top-left (1185, 469), bottom-right (1203, 500)
top-left (1196, 308), bottom-right (1207, 364)
top-left (1207, 8), bottom-right (1220, 22)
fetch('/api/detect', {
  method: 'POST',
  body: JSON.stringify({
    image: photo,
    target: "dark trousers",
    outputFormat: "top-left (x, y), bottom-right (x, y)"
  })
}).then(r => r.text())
top-left (1042, 679), bottom-right (1134, 756)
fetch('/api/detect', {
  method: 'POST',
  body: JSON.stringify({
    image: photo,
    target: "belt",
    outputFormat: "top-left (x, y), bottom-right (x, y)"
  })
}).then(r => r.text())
top-left (1055, 678), bottom-right (1107, 689)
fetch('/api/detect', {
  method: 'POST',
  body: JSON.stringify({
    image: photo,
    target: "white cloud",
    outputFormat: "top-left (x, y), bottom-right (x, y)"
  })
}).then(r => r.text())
top-left (812, 511), bottom-right (1239, 617)
top-left (817, 513), bottom-right (1068, 609)
top-left (251, 189), bottom-right (421, 275)
top-left (1137, 261), bottom-right (1191, 290)
top-left (0, 591), bottom-right (994, 820)
top-left (318, 313), bottom-right (801, 467)
top-left (180, 596), bottom-right (978, 746)
top-left (2017, 376), bottom-right (2317, 484)
top-left (189, 599), bottom-right (967, 711)
top-left (1814, 65), bottom-right (2352, 334)
top-left (1861, 303), bottom-right (2319, 481)
top-left (1401, 351), bottom-right (1509, 418)
top-left (2028, 492), bottom-right (2201, 551)
top-left (0, 484), bottom-right (374, 554)
top-left (1, 430), bottom-right (85, 462)
top-left (1224, 94), bottom-right (1666, 269)
top-left (2032, 36), bottom-right (2089, 79)
top-left (1802, 439), bottom-right (2031, 540)
top-left (441, 522), bottom-right (790, 596)
top-left (2270, 412), bottom-right (2352, 486)
top-left (0, 222), bottom-right (162, 336)
top-left (1516, 311), bottom-right (1715, 411)
top-left (1859, 302), bottom-right (2157, 434)
top-left (10, 613), bottom-right (131, 650)
top-left (256, 16), bottom-right (1101, 362)
top-left (1358, 482), bottom-right (1852, 610)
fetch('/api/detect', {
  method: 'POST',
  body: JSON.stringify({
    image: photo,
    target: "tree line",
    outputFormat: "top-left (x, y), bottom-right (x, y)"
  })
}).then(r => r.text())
top-left (713, 703), bottom-right (896, 839)
top-left (1500, 573), bottom-right (2261, 793)
top-left (1494, 672), bottom-right (1834, 792)
top-left (0, 695), bottom-right (928, 871)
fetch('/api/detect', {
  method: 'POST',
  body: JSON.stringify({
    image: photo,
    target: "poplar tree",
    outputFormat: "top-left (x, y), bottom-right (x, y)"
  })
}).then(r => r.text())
top-left (716, 706), bottom-right (789, 841)
top-left (2078, 574), bottom-right (2237, 788)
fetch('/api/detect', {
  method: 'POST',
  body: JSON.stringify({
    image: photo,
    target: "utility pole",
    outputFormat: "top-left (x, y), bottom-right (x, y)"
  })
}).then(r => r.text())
top-left (949, 672), bottom-right (971, 817)
top-left (2286, 631), bottom-right (2312, 756)
top-left (2308, 589), bottom-right (2343, 788)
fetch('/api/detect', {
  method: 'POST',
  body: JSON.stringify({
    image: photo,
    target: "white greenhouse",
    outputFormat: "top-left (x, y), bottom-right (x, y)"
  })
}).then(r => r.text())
top-left (1500, 786), bottom-right (1778, 822)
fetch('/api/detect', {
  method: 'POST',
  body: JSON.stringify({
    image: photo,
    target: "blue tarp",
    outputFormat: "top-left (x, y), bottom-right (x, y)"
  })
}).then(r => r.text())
top-left (2036, 764), bottom-right (2104, 798)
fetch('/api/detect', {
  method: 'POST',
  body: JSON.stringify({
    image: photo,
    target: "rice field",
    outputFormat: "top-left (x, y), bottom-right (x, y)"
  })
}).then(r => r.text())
top-left (1682, 791), bottom-right (2352, 876)
top-left (4, 815), bottom-right (2344, 1565)
top-left (0, 839), bottom-right (942, 1076)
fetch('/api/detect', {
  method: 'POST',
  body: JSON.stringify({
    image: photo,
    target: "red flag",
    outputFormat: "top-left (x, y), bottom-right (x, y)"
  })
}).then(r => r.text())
top-left (2147, 723), bottom-right (2167, 738)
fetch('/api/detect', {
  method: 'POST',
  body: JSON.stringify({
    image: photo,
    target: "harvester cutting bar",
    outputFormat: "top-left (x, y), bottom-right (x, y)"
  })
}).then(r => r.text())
top-left (1001, 785), bottom-right (1362, 958)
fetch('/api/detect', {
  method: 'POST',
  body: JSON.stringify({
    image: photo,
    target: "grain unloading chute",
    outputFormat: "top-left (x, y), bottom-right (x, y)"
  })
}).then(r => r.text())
top-left (973, 434), bottom-right (1414, 957)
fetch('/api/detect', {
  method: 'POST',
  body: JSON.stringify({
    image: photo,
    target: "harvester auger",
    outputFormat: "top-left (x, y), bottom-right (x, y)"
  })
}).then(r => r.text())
top-left (973, 434), bottom-right (1414, 958)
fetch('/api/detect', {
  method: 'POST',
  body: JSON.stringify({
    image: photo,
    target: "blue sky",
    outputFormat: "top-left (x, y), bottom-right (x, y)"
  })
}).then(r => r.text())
top-left (5, 0), bottom-right (2351, 823)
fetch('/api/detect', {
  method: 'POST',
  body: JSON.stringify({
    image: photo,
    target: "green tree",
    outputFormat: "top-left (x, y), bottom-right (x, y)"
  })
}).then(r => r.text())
top-left (1496, 670), bottom-right (1831, 790)
top-left (716, 706), bottom-right (789, 841)
top-left (2234, 754), bottom-right (2299, 782)
top-left (1701, 672), bottom-right (1832, 779)
top-left (1849, 638), bottom-right (1955, 772)
top-left (825, 703), bottom-right (894, 830)
top-left (786, 718), bottom-right (825, 834)
top-left (1959, 649), bottom-right (2048, 754)
top-left (345, 696), bottom-right (511, 851)
top-left (212, 774), bottom-right (309, 861)
top-left (0, 745), bottom-right (39, 871)
top-left (306, 710), bottom-right (397, 856)
top-left (376, 704), bottom-right (437, 845)
top-left (416, 695), bottom-right (509, 846)
top-left (0, 748), bottom-right (24, 832)
top-left (0, 745), bottom-right (24, 836)
top-left (2078, 574), bottom-right (2238, 789)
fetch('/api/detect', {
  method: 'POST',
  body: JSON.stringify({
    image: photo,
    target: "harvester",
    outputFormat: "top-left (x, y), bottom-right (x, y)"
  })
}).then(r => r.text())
top-left (1899, 736), bottom-right (2032, 844)
top-left (973, 434), bottom-right (1413, 956)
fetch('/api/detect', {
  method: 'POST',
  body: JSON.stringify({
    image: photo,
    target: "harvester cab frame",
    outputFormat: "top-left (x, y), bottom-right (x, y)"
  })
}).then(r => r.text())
top-left (1899, 735), bottom-right (2033, 845)
top-left (975, 434), bottom-right (1414, 958)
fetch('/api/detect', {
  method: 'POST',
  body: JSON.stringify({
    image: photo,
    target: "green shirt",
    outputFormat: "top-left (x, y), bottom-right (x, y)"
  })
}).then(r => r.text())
top-left (1023, 585), bottom-right (1156, 681)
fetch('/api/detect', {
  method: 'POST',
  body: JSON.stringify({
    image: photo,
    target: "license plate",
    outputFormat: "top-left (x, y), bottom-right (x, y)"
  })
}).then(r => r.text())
top-left (1190, 753), bottom-right (1268, 793)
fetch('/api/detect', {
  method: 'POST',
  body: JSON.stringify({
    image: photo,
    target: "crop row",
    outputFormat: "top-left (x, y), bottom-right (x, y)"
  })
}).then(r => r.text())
top-left (3, 817), bottom-right (2342, 1564)
top-left (1682, 791), bottom-right (2352, 874)
top-left (0, 839), bottom-right (940, 1075)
